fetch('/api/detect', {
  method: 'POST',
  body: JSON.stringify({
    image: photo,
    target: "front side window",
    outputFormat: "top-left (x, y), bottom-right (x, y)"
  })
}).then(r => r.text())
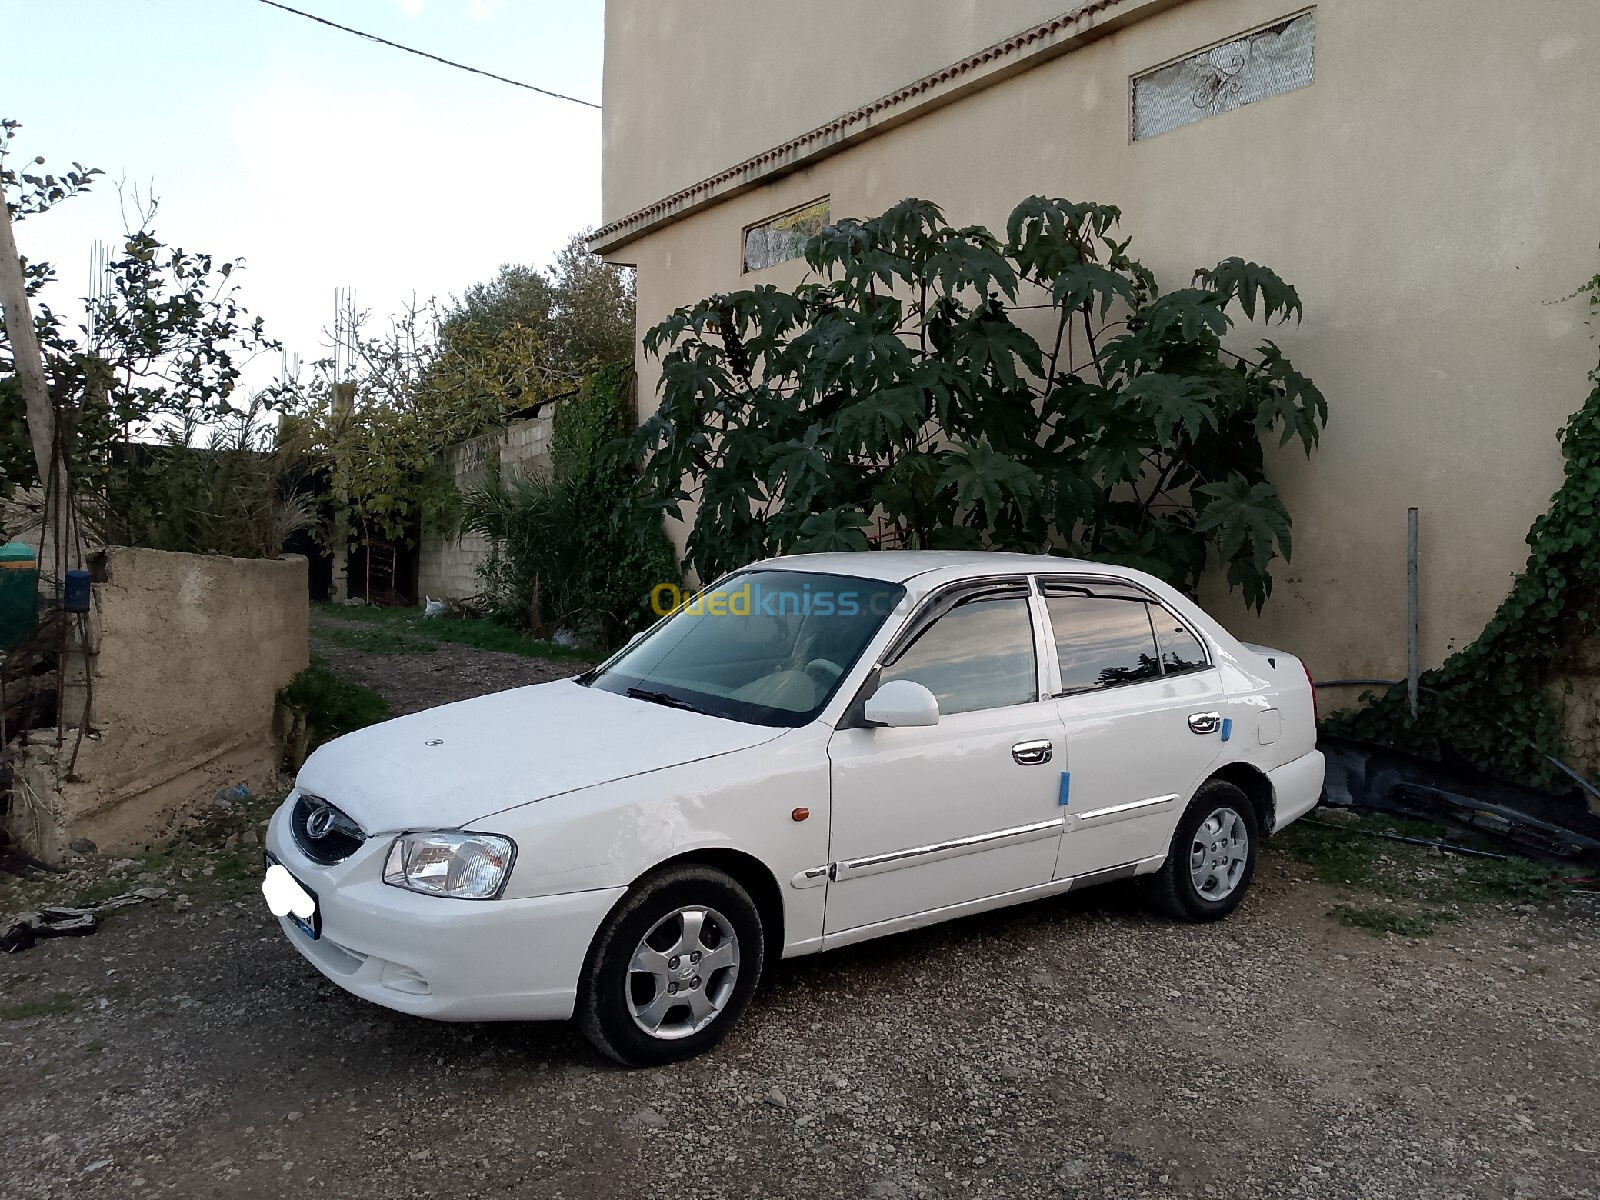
top-left (586, 570), bottom-right (905, 728)
top-left (1045, 594), bottom-right (1163, 693)
top-left (879, 595), bottom-right (1038, 716)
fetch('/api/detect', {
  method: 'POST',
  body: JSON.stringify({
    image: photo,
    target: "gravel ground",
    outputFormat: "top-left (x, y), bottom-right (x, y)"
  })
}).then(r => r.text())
top-left (2, 631), bottom-right (1597, 1199)
top-left (2, 868), bottom-right (1596, 1199)
top-left (310, 615), bottom-right (582, 715)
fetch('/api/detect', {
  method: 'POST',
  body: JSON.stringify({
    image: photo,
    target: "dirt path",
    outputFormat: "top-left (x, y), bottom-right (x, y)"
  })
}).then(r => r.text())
top-left (2, 629), bottom-right (1597, 1198)
top-left (310, 613), bottom-right (582, 715)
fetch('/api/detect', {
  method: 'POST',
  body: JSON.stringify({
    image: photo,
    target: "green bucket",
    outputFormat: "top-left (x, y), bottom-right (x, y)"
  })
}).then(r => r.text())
top-left (0, 541), bottom-right (39, 651)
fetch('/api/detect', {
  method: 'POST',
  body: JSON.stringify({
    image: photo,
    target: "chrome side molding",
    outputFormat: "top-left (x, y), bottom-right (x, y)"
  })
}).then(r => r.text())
top-left (1073, 793), bottom-right (1180, 828)
top-left (833, 817), bottom-right (1063, 881)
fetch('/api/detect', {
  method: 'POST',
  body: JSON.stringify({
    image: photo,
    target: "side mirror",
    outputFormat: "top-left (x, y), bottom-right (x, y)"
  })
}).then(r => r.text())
top-left (863, 679), bottom-right (940, 728)
top-left (624, 630), bottom-right (646, 651)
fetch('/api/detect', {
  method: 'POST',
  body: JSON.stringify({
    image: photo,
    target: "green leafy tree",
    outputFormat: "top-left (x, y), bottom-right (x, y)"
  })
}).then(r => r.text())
top-left (463, 364), bottom-right (677, 648)
top-left (448, 262), bottom-right (554, 342)
top-left (284, 229), bottom-right (634, 564)
top-left (282, 300), bottom-right (548, 550)
top-left (543, 233), bottom-right (636, 380)
top-left (1, 118), bottom-right (296, 554)
top-left (635, 197), bottom-right (1326, 609)
top-left (444, 231), bottom-right (635, 386)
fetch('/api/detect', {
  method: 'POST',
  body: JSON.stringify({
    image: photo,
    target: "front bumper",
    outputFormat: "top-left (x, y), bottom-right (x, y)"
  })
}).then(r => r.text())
top-left (264, 804), bottom-right (625, 1022)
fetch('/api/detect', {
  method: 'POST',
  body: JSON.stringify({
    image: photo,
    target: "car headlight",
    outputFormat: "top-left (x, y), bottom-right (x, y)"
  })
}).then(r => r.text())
top-left (382, 831), bottom-right (516, 900)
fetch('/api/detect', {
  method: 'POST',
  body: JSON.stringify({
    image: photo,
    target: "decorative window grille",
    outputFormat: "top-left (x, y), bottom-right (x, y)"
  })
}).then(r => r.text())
top-left (1131, 10), bottom-right (1315, 141)
top-left (742, 197), bottom-right (831, 273)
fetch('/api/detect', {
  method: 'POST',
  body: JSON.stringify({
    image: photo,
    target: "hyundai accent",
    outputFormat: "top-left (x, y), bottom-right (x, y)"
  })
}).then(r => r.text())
top-left (262, 552), bottom-right (1323, 1065)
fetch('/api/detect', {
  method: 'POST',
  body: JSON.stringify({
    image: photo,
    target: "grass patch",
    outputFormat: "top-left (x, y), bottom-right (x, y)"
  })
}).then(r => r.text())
top-left (1450, 855), bottom-right (1561, 902)
top-left (321, 625), bottom-right (438, 655)
top-left (1273, 819), bottom-right (1380, 886)
top-left (310, 601), bottom-right (405, 623)
top-left (311, 601), bottom-right (604, 663)
top-left (1274, 808), bottom-right (1569, 938)
top-left (1329, 903), bottom-right (1456, 938)
top-left (0, 993), bottom-right (77, 1021)
top-left (278, 662), bottom-right (391, 749)
top-left (210, 853), bottom-right (260, 883)
top-left (425, 617), bottom-right (601, 663)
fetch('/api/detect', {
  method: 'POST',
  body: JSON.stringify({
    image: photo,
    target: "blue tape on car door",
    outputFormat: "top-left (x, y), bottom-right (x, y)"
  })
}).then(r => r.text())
top-left (1058, 772), bottom-right (1071, 806)
top-left (1221, 717), bottom-right (1232, 742)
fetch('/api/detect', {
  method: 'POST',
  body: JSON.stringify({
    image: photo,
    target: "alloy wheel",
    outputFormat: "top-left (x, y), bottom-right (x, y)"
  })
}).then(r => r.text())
top-left (1189, 806), bottom-right (1249, 902)
top-left (626, 905), bottom-right (741, 1040)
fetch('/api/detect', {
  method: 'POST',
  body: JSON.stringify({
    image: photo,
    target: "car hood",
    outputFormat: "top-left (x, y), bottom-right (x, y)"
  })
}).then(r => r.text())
top-left (293, 679), bottom-right (783, 834)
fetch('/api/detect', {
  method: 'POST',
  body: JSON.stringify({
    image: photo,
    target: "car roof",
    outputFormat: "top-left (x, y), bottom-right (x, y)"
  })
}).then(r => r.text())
top-left (752, 550), bottom-right (1110, 585)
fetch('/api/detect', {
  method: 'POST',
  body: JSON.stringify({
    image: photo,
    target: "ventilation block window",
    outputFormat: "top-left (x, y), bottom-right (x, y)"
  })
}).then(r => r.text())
top-left (1131, 10), bottom-right (1315, 141)
top-left (742, 197), bottom-right (830, 273)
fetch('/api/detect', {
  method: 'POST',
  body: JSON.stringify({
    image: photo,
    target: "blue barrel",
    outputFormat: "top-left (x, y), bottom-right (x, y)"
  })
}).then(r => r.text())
top-left (63, 568), bottom-right (92, 614)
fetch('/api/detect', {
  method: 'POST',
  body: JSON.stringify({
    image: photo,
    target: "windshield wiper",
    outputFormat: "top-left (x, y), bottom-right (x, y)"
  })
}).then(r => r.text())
top-left (625, 687), bottom-right (704, 714)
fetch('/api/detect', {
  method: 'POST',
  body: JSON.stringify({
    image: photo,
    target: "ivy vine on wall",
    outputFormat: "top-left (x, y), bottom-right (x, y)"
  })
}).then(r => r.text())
top-left (1324, 269), bottom-right (1600, 792)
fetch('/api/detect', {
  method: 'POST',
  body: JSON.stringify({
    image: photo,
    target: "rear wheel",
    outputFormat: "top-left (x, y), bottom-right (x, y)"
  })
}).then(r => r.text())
top-left (576, 864), bottom-right (764, 1067)
top-left (1148, 779), bottom-right (1260, 922)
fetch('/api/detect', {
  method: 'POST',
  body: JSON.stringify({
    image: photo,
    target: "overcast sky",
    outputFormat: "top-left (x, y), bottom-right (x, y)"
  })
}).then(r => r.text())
top-left (2, 0), bottom-right (603, 391)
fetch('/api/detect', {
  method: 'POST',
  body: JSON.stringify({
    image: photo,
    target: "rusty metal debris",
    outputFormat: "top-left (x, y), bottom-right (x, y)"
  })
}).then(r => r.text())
top-left (1321, 737), bottom-right (1600, 863)
top-left (1, 886), bottom-right (169, 953)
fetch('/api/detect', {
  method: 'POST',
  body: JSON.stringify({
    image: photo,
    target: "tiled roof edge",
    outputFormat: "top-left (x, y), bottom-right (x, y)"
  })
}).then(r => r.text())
top-left (589, 0), bottom-right (1169, 255)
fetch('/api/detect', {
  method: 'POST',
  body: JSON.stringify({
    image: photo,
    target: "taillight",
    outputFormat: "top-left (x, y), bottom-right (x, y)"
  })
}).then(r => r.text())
top-left (1303, 661), bottom-right (1318, 721)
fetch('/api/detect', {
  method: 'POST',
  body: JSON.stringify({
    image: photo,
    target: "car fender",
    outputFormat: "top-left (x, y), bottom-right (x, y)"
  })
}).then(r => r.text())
top-left (473, 725), bottom-right (834, 955)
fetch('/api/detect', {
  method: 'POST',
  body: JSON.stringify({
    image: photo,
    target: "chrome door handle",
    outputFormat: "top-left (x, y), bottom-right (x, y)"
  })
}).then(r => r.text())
top-left (1187, 712), bottom-right (1222, 735)
top-left (1011, 739), bottom-right (1054, 766)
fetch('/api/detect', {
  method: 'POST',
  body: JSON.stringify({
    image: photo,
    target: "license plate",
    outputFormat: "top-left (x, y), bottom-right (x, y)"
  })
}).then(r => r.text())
top-left (262, 852), bottom-right (321, 940)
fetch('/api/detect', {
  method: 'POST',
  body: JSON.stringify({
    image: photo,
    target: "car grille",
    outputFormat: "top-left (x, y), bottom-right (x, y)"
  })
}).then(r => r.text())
top-left (290, 792), bottom-right (365, 865)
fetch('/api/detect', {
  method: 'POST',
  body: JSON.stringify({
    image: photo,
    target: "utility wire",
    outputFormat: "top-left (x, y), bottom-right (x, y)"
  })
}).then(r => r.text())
top-left (255, 0), bottom-right (601, 110)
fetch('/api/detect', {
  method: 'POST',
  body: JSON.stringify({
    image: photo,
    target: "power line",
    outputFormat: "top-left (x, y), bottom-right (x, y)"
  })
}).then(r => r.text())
top-left (255, 0), bottom-right (601, 110)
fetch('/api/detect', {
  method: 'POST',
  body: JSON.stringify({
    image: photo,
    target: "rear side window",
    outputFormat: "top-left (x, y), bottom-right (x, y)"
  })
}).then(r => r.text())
top-left (880, 595), bottom-right (1038, 716)
top-left (1044, 595), bottom-right (1162, 693)
top-left (1150, 605), bottom-right (1208, 674)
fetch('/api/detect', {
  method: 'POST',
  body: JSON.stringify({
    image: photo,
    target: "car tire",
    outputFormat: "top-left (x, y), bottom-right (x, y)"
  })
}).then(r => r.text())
top-left (576, 864), bottom-right (764, 1067)
top-left (1147, 779), bottom-right (1261, 922)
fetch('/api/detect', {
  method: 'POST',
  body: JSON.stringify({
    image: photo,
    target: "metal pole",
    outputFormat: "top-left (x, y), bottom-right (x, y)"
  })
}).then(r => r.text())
top-left (1407, 507), bottom-right (1419, 719)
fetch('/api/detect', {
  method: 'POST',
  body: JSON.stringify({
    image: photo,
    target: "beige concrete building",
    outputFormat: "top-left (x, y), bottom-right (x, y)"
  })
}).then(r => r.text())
top-left (592, 0), bottom-right (1600, 687)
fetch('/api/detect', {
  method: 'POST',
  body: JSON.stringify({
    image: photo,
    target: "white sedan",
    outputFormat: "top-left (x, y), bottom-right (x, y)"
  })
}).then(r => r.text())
top-left (263, 552), bottom-right (1323, 1066)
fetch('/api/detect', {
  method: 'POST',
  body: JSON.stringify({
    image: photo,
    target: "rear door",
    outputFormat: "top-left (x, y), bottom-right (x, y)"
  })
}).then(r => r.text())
top-left (1038, 579), bottom-right (1227, 880)
top-left (823, 579), bottom-right (1067, 935)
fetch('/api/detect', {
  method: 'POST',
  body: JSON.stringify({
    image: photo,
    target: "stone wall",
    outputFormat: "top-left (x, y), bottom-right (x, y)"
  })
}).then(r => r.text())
top-left (417, 408), bottom-right (555, 602)
top-left (7, 547), bottom-right (310, 858)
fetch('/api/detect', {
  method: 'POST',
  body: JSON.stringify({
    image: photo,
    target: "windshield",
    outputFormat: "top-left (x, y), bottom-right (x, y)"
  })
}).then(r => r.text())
top-left (586, 569), bottom-right (907, 727)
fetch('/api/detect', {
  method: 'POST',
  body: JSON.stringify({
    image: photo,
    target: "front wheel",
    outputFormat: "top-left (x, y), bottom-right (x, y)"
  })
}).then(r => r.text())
top-left (1147, 779), bottom-right (1260, 922)
top-left (576, 864), bottom-right (764, 1066)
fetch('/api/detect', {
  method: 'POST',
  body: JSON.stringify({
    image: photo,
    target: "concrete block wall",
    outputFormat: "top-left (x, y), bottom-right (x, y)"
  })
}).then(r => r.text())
top-left (417, 409), bottom-right (555, 602)
top-left (7, 547), bottom-right (310, 858)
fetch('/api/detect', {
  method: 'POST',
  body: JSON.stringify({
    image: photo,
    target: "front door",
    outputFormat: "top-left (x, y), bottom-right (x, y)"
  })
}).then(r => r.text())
top-left (824, 583), bottom-right (1066, 935)
top-left (1037, 584), bottom-right (1227, 880)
